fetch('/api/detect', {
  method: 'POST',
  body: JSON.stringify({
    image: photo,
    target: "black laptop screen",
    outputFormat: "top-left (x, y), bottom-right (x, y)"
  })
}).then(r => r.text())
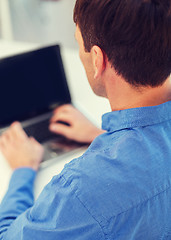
top-left (0, 45), bottom-right (71, 127)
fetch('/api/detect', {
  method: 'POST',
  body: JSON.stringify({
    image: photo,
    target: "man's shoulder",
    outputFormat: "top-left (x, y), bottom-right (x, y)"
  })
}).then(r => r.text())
top-left (60, 128), bottom-right (171, 217)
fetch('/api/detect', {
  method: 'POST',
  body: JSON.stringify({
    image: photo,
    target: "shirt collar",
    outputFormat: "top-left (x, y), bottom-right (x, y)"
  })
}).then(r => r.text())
top-left (102, 101), bottom-right (171, 132)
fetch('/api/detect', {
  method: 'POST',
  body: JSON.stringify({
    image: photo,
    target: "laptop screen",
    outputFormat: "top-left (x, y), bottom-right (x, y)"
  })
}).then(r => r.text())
top-left (0, 45), bottom-right (71, 127)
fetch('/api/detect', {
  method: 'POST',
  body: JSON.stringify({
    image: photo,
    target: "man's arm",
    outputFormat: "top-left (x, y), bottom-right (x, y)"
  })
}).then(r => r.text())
top-left (0, 168), bottom-right (36, 238)
top-left (0, 122), bottom-right (44, 239)
top-left (0, 111), bottom-right (105, 239)
top-left (0, 167), bottom-right (105, 240)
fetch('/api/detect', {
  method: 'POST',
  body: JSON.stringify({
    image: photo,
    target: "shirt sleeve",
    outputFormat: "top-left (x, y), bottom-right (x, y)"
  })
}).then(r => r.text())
top-left (0, 169), bottom-right (105, 240)
top-left (0, 168), bottom-right (36, 238)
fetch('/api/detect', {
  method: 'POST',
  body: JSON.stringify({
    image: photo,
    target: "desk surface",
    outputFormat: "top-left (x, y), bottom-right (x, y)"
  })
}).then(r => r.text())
top-left (0, 40), bottom-right (110, 202)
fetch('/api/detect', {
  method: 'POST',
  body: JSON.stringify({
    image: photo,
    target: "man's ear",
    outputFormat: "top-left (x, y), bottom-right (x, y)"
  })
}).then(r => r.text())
top-left (91, 46), bottom-right (106, 79)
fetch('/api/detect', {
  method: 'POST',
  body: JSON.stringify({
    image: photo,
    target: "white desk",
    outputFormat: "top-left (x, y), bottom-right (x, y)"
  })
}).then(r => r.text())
top-left (0, 41), bottom-right (110, 202)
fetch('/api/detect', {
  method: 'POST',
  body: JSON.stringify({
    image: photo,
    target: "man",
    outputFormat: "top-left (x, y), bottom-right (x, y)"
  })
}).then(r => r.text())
top-left (0, 0), bottom-right (171, 239)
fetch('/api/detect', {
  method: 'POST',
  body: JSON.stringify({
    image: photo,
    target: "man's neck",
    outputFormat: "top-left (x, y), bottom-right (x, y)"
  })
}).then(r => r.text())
top-left (105, 75), bottom-right (171, 111)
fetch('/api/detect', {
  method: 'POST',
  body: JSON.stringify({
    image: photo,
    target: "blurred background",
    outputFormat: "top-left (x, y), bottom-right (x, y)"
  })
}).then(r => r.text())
top-left (0, 0), bottom-right (77, 48)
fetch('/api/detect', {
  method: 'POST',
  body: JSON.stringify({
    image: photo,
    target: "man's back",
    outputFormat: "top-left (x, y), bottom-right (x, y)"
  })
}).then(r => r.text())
top-left (55, 101), bottom-right (171, 239)
top-left (1, 101), bottom-right (171, 240)
top-left (13, 100), bottom-right (170, 240)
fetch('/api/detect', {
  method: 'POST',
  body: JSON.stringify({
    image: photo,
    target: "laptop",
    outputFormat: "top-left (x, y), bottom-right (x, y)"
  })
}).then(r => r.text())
top-left (0, 45), bottom-right (87, 167)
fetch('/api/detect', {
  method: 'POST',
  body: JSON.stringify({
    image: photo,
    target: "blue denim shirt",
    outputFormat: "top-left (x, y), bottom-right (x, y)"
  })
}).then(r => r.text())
top-left (0, 101), bottom-right (171, 240)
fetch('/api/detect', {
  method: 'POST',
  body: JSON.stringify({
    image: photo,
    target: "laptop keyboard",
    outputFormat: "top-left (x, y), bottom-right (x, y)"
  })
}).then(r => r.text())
top-left (23, 118), bottom-right (88, 163)
top-left (42, 137), bottom-right (87, 163)
top-left (23, 118), bottom-right (57, 143)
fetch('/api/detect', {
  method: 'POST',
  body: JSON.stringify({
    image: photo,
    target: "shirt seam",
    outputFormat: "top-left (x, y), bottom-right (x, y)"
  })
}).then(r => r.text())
top-left (62, 165), bottom-right (171, 239)
top-left (113, 182), bottom-right (171, 218)
top-left (61, 174), bottom-right (108, 240)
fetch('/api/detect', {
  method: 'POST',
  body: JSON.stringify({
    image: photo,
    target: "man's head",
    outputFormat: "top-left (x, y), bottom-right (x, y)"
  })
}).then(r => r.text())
top-left (74, 0), bottom-right (171, 88)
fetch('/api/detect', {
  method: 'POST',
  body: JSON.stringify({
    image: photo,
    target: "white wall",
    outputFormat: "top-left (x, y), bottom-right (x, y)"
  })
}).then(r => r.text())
top-left (7, 0), bottom-right (77, 48)
top-left (0, 0), bottom-right (13, 40)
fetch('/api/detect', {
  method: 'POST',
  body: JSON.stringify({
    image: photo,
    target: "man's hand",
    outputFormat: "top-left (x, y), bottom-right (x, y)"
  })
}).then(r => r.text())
top-left (49, 104), bottom-right (105, 143)
top-left (0, 122), bottom-right (44, 171)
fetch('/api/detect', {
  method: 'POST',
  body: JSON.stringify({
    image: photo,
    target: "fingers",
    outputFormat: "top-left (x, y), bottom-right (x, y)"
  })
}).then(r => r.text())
top-left (53, 104), bottom-right (73, 114)
top-left (29, 136), bottom-right (42, 149)
top-left (0, 133), bottom-right (8, 150)
top-left (49, 123), bottom-right (71, 139)
top-left (49, 104), bottom-right (76, 140)
top-left (0, 123), bottom-right (44, 170)
top-left (29, 136), bottom-right (36, 142)
top-left (10, 122), bottom-right (27, 140)
top-left (0, 127), bottom-right (15, 157)
top-left (50, 112), bottom-right (72, 125)
top-left (0, 127), bottom-right (15, 149)
top-left (51, 104), bottom-right (75, 123)
top-left (30, 137), bottom-right (43, 148)
top-left (0, 122), bottom-right (27, 150)
top-left (30, 137), bottom-right (44, 159)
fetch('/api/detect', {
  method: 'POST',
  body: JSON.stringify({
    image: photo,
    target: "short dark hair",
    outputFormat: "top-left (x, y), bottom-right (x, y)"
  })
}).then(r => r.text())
top-left (74, 0), bottom-right (171, 87)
